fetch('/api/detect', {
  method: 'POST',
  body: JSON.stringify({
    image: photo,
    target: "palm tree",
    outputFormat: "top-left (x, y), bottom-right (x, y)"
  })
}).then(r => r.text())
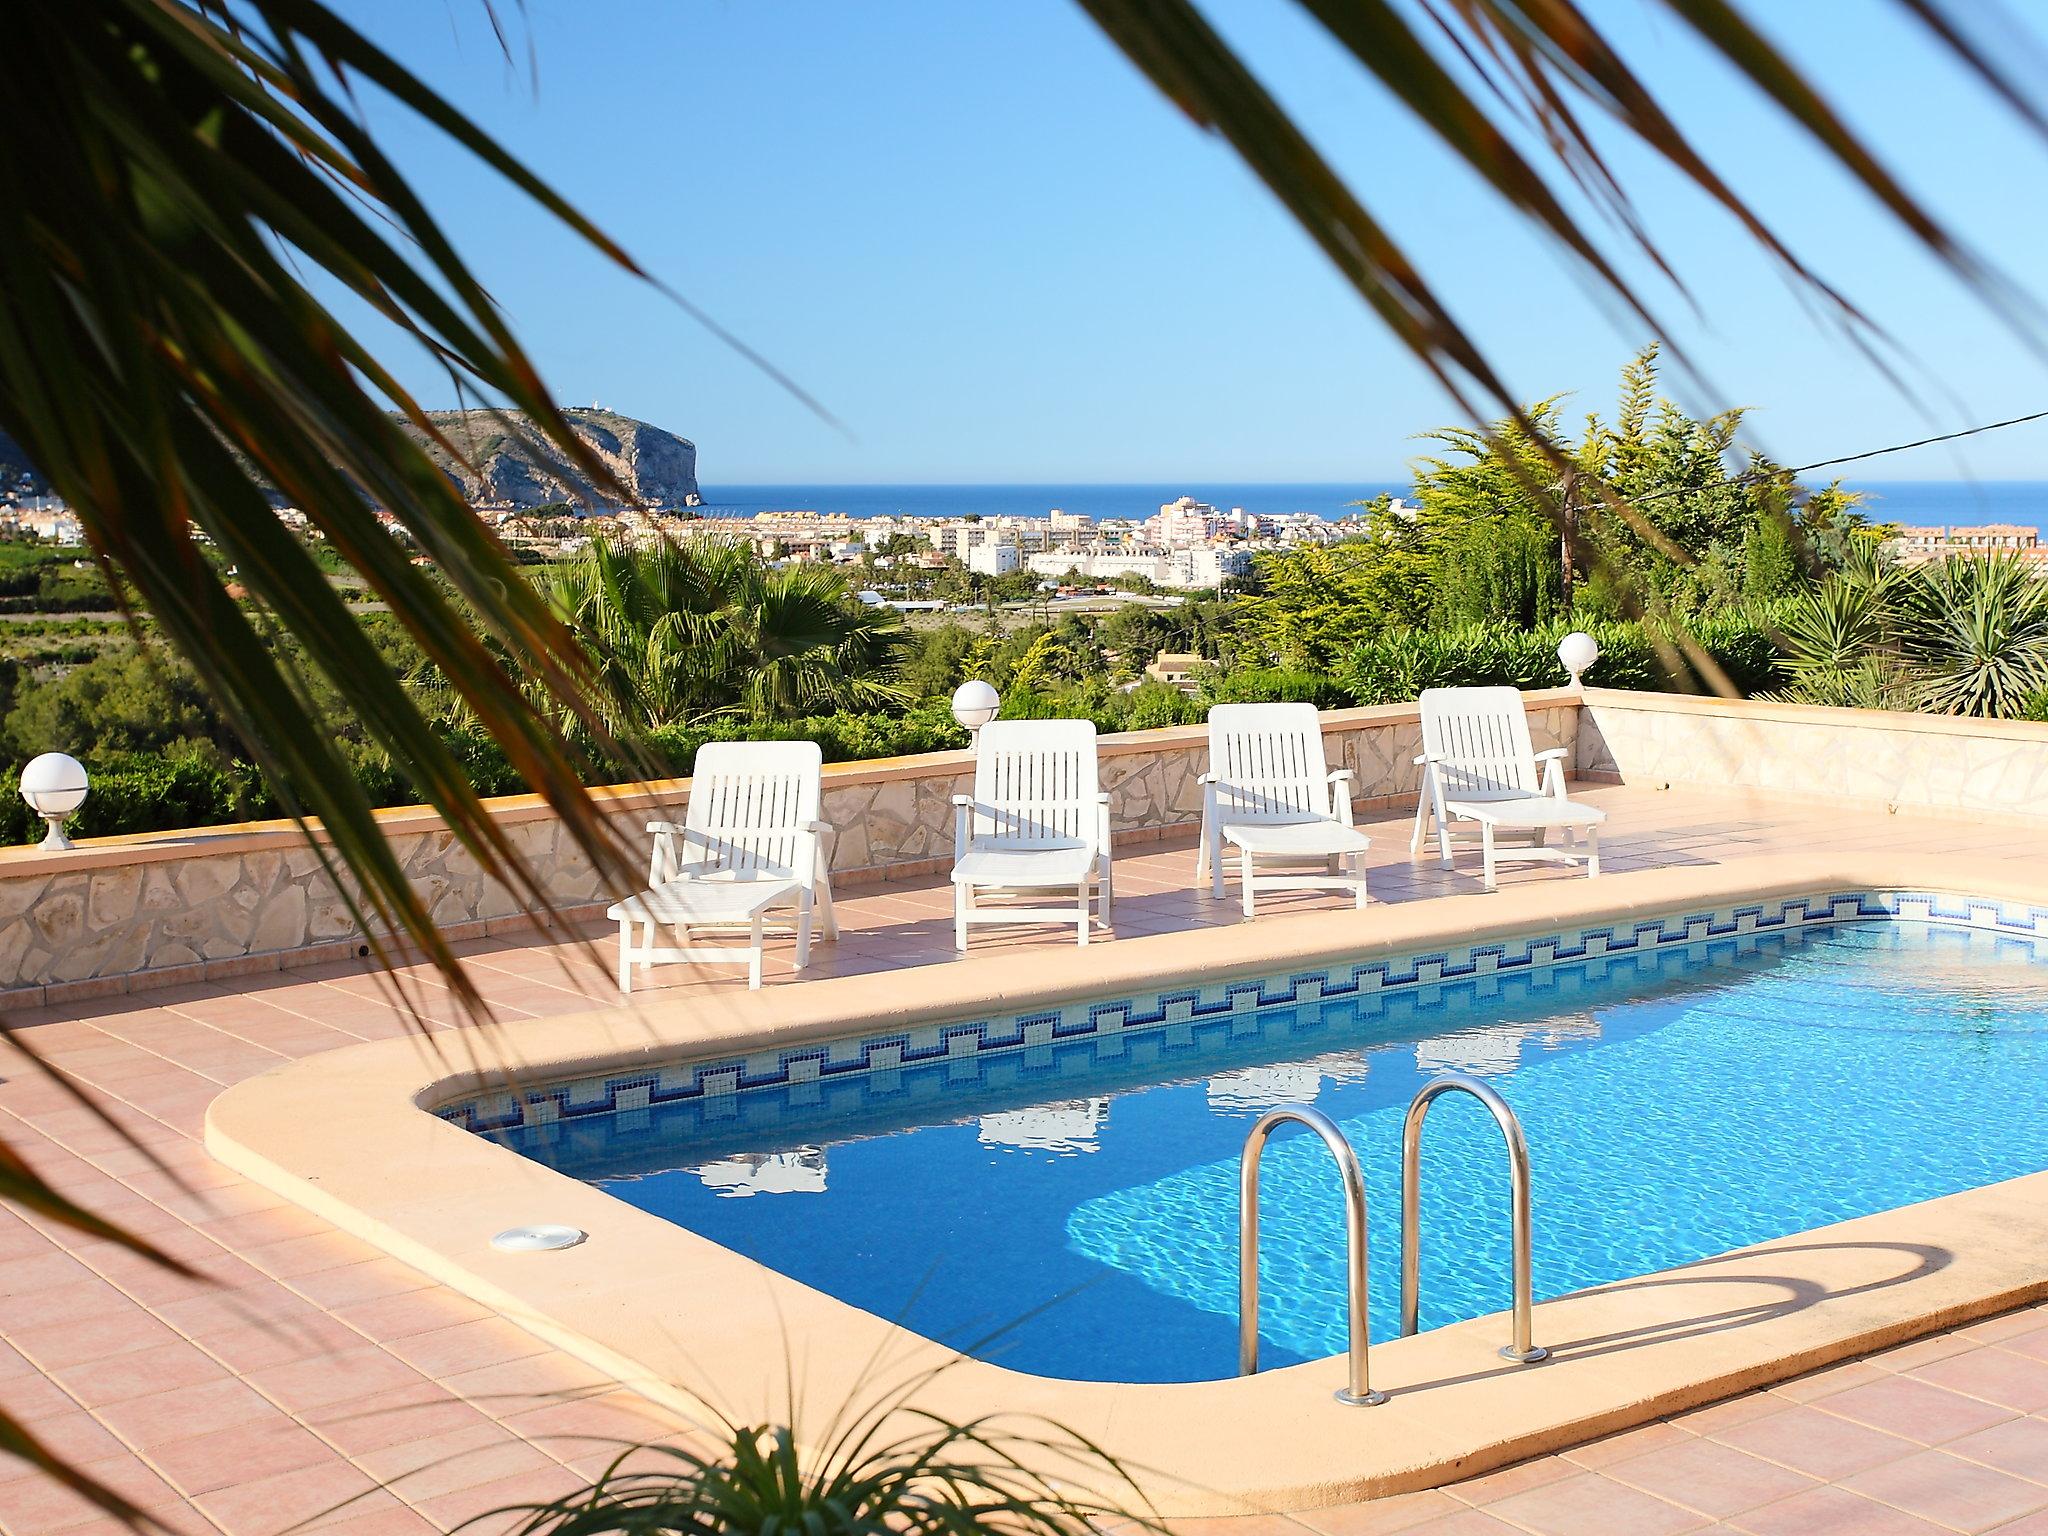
top-left (542, 537), bottom-right (908, 731)
top-left (1, 0), bottom-right (2037, 1514)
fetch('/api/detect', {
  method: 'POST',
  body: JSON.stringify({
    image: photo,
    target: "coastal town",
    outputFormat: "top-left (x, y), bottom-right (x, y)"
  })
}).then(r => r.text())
top-left (486, 493), bottom-right (1382, 591)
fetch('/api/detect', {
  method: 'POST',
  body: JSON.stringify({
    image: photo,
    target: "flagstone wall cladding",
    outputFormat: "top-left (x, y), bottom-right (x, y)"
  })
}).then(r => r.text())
top-left (0, 695), bottom-right (1579, 999)
top-left (1575, 689), bottom-right (2048, 822)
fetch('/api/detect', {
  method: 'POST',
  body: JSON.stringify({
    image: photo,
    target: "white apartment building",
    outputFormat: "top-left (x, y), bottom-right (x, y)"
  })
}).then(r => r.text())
top-left (1026, 544), bottom-right (1250, 590)
top-left (1172, 545), bottom-right (1253, 587)
top-left (1047, 509), bottom-right (1094, 543)
top-left (967, 542), bottom-right (1021, 576)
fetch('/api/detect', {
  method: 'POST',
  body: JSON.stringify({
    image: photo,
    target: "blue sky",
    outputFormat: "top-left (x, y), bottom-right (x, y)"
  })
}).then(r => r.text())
top-left (327, 2), bottom-right (2048, 485)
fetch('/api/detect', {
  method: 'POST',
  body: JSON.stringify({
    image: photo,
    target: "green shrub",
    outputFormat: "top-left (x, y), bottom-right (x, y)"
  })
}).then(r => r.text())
top-left (1195, 666), bottom-right (1352, 711)
top-left (640, 702), bottom-right (968, 778)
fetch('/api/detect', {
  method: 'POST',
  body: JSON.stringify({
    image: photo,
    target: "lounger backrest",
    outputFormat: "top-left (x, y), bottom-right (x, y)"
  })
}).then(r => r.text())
top-left (1207, 702), bottom-right (1333, 823)
top-left (970, 719), bottom-right (1100, 849)
top-left (683, 740), bottom-right (823, 877)
top-left (1419, 686), bottom-right (1539, 801)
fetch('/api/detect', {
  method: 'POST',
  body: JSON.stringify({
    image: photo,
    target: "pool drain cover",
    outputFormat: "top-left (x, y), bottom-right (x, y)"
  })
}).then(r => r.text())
top-left (490, 1224), bottom-right (587, 1253)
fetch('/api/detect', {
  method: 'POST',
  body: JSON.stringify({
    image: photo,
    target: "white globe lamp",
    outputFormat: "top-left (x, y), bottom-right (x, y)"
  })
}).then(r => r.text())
top-left (20, 753), bottom-right (89, 850)
top-left (1557, 631), bottom-right (1600, 690)
top-left (950, 679), bottom-right (1000, 743)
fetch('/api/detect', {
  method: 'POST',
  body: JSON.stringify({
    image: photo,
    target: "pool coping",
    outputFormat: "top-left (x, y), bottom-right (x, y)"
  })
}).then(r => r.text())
top-left (203, 852), bottom-right (2048, 1514)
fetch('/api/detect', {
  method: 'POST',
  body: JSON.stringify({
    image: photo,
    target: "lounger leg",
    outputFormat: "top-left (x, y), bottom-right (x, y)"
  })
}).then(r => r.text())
top-left (1195, 808), bottom-right (1210, 881)
top-left (1482, 822), bottom-right (1498, 891)
top-left (955, 884), bottom-right (969, 951)
top-left (1353, 852), bottom-right (1370, 910)
top-left (816, 866), bottom-right (840, 940)
top-left (795, 888), bottom-right (814, 970)
top-left (1586, 828), bottom-right (1601, 878)
top-left (1241, 847), bottom-right (1256, 920)
top-left (1076, 882), bottom-right (1090, 946)
top-left (1209, 830), bottom-right (1226, 899)
top-left (617, 917), bottom-right (633, 995)
top-left (1409, 785), bottom-right (1431, 855)
top-left (1100, 854), bottom-right (1114, 923)
top-left (748, 912), bottom-right (765, 989)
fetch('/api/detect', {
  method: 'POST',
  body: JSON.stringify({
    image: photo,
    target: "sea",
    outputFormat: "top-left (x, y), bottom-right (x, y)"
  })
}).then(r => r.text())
top-left (692, 480), bottom-right (2048, 534)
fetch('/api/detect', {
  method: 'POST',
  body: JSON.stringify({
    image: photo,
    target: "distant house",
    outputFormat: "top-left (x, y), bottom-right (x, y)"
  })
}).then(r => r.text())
top-left (1146, 650), bottom-right (1205, 691)
top-left (1890, 523), bottom-right (2047, 567)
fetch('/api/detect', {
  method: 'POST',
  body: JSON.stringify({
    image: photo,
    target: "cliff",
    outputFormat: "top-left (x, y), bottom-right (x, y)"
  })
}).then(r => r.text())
top-left (404, 408), bottom-right (697, 511)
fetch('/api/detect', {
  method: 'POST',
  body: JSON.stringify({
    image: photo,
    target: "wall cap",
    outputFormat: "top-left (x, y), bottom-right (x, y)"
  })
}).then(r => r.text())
top-left (1581, 687), bottom-right (2048, 743)
top-left (0, 689), bottom-right (1582, 879)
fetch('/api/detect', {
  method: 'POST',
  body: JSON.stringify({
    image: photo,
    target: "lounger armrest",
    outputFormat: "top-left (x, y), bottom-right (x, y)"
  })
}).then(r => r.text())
top-left (1327, 767), bottom-right (1357, 825)
top-left (1532, 748), bottom-right (1569, 763)
top-left (950, 794), bottom-right (974, 807)
top-left (1533, 748), bottom-right (1569, 797)
top-left (1197, 771), bottom-right (1218, 785)
top-left (1413, 752), bottom-right (1435, 766)
top-left (645, 820), bottom-right (687, 885)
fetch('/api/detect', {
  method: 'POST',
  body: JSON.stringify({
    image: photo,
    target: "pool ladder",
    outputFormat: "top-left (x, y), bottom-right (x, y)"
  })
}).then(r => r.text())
top-left (1237, 1072), bottom-right (1546, 1407)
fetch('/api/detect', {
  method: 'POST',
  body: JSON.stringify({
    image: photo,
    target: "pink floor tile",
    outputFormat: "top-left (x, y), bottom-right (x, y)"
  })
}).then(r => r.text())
top-left (1483, 1471), bottom-right (1706, 1535)
top-left (1816, 1374), bottom-right (2018, 1444)
top-left (1842, 1448), bottom-right (2048, 1532)
top-left (1606, 1436), bottom-right (1818, 1518)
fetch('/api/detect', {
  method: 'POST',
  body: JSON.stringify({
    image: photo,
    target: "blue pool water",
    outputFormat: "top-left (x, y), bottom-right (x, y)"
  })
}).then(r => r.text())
top-left (496, 921), bottom-right (2048, 1383)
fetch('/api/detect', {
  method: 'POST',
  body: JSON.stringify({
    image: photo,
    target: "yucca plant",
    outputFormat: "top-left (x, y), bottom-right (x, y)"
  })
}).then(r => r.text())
top-left (1776, 576), bottom-right (1901, 690)
top-left (1773, 552), bottom-right (2048, 718)
top-left (1898, 554), bottom-right (2048, 718)
top-left (473, 1401), bottom-right (1151, 1536)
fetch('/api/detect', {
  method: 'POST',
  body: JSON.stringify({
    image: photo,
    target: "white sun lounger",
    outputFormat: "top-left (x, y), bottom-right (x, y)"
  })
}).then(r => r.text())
top-left (1197, 702), bottom-right (1371, 917)
top-left (952, 718), bottom-right (1112, 948)
top-left (1411, 686), bottom-right (1604, 891)
top-left (608, 740), bottom-right (836, 991)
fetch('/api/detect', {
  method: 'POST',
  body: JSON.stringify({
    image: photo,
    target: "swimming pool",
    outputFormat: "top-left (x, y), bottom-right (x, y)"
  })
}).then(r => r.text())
top-left (467, 897), bottom-right (2048, 1386)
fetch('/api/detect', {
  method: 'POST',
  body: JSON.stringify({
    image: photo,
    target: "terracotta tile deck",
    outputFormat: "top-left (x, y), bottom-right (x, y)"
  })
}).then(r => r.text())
top-left (5, 783), bottom-right (2048, 1534)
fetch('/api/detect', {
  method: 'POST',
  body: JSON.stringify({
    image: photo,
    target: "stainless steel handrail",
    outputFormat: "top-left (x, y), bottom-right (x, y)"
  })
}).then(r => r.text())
top-left (1400, 1073), bottom-right (1548, 1364)
top-left (1239, 1105), bottom-right (1385, 1406)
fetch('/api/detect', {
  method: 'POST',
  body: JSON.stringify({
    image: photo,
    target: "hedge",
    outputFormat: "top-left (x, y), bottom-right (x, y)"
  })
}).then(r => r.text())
top-left (0, 751), bottom-right (276, 846)
top-left (1334, 617), bottom-right (1785, 705)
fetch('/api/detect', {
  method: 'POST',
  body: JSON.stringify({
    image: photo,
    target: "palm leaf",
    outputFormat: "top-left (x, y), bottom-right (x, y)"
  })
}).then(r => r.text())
top-left (0, 2), bottom-right (818, 1513)
top-left (1077, 0), bottom-right (2047, 645)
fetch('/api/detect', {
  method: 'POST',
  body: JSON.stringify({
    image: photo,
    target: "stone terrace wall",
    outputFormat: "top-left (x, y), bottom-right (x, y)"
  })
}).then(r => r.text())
top-left (0, 691), bottom-right (1580, 1005)
top-left (1577, 688), bottom-right (2048, 821)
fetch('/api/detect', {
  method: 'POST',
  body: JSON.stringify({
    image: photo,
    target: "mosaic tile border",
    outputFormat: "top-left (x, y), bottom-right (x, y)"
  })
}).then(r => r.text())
top-left (436, 888), bottom-right (2048, 1137)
